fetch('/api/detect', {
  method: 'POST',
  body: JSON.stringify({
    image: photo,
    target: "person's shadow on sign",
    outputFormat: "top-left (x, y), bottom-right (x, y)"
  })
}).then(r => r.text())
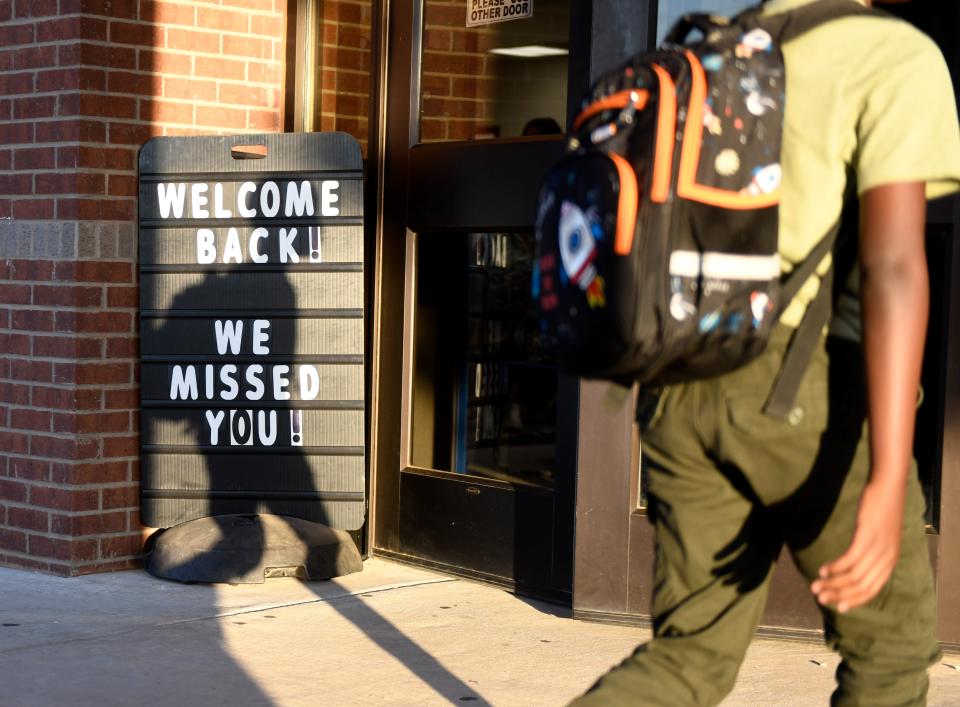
top-left (144, 263), bottom-right (355, 582)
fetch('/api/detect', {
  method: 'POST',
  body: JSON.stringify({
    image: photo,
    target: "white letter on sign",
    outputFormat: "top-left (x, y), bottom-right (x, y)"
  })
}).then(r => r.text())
top-left (285, 181), bottom-right (315, 217)
top-left (321, 180), bottom-right (340, 216)
top-left (214, 320), bottom-right (244, 355)
top-left (157, 183), bottom-right (185, 219)
top-left (206, 409), bottom-right (225, 445)
top-left (196, 228), bottom-right (216, 264)
top-left (252, 320), bottom-right (271, 355)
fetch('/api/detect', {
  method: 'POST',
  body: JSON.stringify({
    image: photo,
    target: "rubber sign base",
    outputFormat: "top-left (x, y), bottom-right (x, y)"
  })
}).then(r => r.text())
top-left (146, 514), bottom-right (363, 584)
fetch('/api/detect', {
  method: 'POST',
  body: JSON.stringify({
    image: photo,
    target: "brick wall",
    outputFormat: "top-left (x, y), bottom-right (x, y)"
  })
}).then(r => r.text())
top-left (316, 0), bottom-right (372, 156)
top-left (0, 0), bottom-right (286, 575)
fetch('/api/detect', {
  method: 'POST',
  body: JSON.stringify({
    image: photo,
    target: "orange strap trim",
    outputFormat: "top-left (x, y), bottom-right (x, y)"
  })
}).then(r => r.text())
top-left (650, 64), bottom-right (676, 204)
top-left (676, 51), bottom-right (780, 210)
top-left (573, 90), bottom-right (649, 133)
top-left (610, 153), bottom-right (639, 256)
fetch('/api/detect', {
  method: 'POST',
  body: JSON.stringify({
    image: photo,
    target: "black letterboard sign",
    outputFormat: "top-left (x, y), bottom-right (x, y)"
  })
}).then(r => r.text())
top-left (138, 133), bottom-right (365, 530)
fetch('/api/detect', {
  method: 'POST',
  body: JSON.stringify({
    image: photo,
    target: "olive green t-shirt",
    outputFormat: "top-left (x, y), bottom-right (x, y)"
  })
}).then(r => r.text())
top-left (762, 0), bottom-right (960, 336)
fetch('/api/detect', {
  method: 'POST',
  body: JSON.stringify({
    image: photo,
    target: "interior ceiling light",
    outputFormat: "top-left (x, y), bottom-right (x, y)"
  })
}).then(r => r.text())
top-left (488, 45), bottom-right (569, 58)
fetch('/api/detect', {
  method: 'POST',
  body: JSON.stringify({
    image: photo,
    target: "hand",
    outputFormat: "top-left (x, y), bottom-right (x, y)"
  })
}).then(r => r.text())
top-left (810, 478), bottom-right (905, 613)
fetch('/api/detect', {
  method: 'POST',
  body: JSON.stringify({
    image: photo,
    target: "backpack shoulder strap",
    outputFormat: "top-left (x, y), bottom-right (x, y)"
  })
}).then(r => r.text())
top-left (763, 200), bottom-right (859, 420)
top-left (742, 0), bottom-right (890, 43)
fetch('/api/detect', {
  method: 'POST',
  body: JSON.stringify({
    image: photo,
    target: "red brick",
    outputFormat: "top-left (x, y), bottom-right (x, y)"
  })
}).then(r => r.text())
top-left (250, 13), bottom-right (283, 37)
top-left (107, 69), bottom-right (154, 96)
top-left (9, 44), bottom-right (57, 70)
top-left (137, 49), bottom-right (190, 75)
top-left (101, 486), bottom-right (138, 510)
top-left (102, 436), bottom-right (138, 457)
top-left (165, 27), bottom-right (220, 53)
top-left (55, 198), bottom-right (99, 220)
top-left (0, 383), bottom-right (30, 406)
top-left (74, 558), bottom-right (140, 574)
top-left (56, 312), bottom-right (132, 334)
top-left (12, 310), bottom-right (54, 332)
top-left (107, 121), bottom-right (154, 145)
top-left (105, 337), bottom-right (138, 358)
top-left (140, 0), bottom-right (194, 26)
top-left (71, 261), bottom-right (133, 284)
top-left (196, 105), bottom-right (245, 128)
top-left (11, 200), bottom-right (55, 219)
top-left (0, 431), bottom-right (29, 455)
top-left (56, 91), bottom-right (81, 117)
top-left (13, 0), bottom-right (56, 17)
top-left (70, 538), bottom-right (99, 562)
top-left (106, 287), bottom-right (137, 308)
top-left (33, 336), bottom-right (102, 360)
top-left (29, 486), bottom-right (100, 512)
top-left (0, 479), bottom-right (28, 503)
top-left (53, 461), bottom-right (127, 485)
top-left (140, 98), bottom-right (193, 124)
top-left (27, 535), bottom-right (71, 562)
top-left (35, 118), bottom-right (106, 143)
top-left (100, 533), bottom-right (142, 558)
top-left (78, 362), bottom-right (131, 385)
top-left (11, 408), bottom-right (51, 432)
top-left (80, 43), bottom-right (136, 70)
top-left (0, 529), bottom-right (27, 552)
top-left (196, 56), bottom-right (244, 80)
top-left (219, 82), bottom-right (268, 107)
top-left (0, 333), bottom-right (30, 355)
top-left (198, 6), bottom-right (249, 33)
top-left (80, 93), bottom-right (137, 119)
top-left (32, 385), bottom-right (100, 411)
top-left (0, 283), bottom-right (30, 304)
top-left (8, 507), bottom-right (48, 532)
top-left (104, 389), bottom-right (137, 410)
top-left (34, 17), bottom-right (83, 42)
top-left (30, 435), bottom-right (99, 460)
top-left (0, 71), bottom-right (33, 94)
top-left (36, 172), bottom-right (104, 195)
top-left (0, 21), bottom-right (33, 46)
top-left (10, 457), bottom-right (48, 481)
top-left (57, 42), bottom-right (80, 67)
top-left (248, 110), bottom-right (281, 131)
top-left (81, 0), bottom-right (138, 20)
top-left (3, 259), bottom-right (53, 281)
top-left (55, 511), bottom-right (126, 536)
top-left (108, 174), bottom-right (138, 197)
top-left (161, 76), bottom-right (217, 101)
top-left (109, 20), bottom-right (153, 45)
top-left (54, 411), bottom-right (130, 434)
top-left (0, 173), bottom-right (33, 194)
top-left (32, 285), bottom-right (103, 308)
top-left (224, 34), bottom-right (271, 59)
top-left (2, 120), bottom-right (32, 142)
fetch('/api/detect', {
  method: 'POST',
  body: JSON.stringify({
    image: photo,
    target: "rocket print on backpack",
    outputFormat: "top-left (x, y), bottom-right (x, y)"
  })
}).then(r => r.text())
top-left (533, 0), bottom-right (875, 414)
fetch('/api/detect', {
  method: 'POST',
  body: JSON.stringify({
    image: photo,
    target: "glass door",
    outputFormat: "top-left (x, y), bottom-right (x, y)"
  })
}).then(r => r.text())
top-left (370, 0), bottom-right (579, 598)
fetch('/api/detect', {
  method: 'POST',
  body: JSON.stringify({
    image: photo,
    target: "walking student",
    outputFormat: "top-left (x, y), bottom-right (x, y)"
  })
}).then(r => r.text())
top-left (572, 0), bottom-right (960, 704)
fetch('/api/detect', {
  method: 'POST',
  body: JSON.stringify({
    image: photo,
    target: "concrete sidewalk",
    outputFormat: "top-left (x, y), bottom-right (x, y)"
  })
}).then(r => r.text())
top-left (0, 558), bottom-right (957, 706)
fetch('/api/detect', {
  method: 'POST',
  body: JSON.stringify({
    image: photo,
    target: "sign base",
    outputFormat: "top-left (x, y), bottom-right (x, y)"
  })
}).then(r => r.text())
top-left (146, 514), bottom-right (362, 584)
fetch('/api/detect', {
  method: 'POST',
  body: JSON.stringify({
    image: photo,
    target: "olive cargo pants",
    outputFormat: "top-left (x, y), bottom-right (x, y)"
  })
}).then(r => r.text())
top-left (572, 328), bottom-right (939, 706)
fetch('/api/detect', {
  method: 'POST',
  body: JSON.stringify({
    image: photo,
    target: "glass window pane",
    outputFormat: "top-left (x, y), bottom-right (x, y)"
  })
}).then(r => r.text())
top-left (656, 0), bottom-right (755, 45)
top-left (420, 1), bottom-right (570, 142)
top-left (411, 233), bottom-right (558, 489)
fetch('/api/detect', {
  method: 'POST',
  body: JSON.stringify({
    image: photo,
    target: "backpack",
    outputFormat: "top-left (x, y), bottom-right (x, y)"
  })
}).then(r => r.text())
top-left (533, 0), bottom-right (877, 419)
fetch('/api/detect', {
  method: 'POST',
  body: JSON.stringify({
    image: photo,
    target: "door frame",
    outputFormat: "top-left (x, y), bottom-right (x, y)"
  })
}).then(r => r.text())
top-left (367, 0), bottom-right (583, 596)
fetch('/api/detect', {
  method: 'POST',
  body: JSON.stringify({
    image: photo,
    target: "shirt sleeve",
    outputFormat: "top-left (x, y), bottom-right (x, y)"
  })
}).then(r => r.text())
top-left (855, 30), bottom-right (960, 200)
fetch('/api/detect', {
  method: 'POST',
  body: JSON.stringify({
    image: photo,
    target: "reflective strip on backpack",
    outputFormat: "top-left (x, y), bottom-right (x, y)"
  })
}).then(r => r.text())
top-left (669, 250), bottom-right (781, 281)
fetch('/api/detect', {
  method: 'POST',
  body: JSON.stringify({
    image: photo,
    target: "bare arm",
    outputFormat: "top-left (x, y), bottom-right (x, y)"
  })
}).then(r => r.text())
top-left (811, 181), bottom-right (928, 612)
